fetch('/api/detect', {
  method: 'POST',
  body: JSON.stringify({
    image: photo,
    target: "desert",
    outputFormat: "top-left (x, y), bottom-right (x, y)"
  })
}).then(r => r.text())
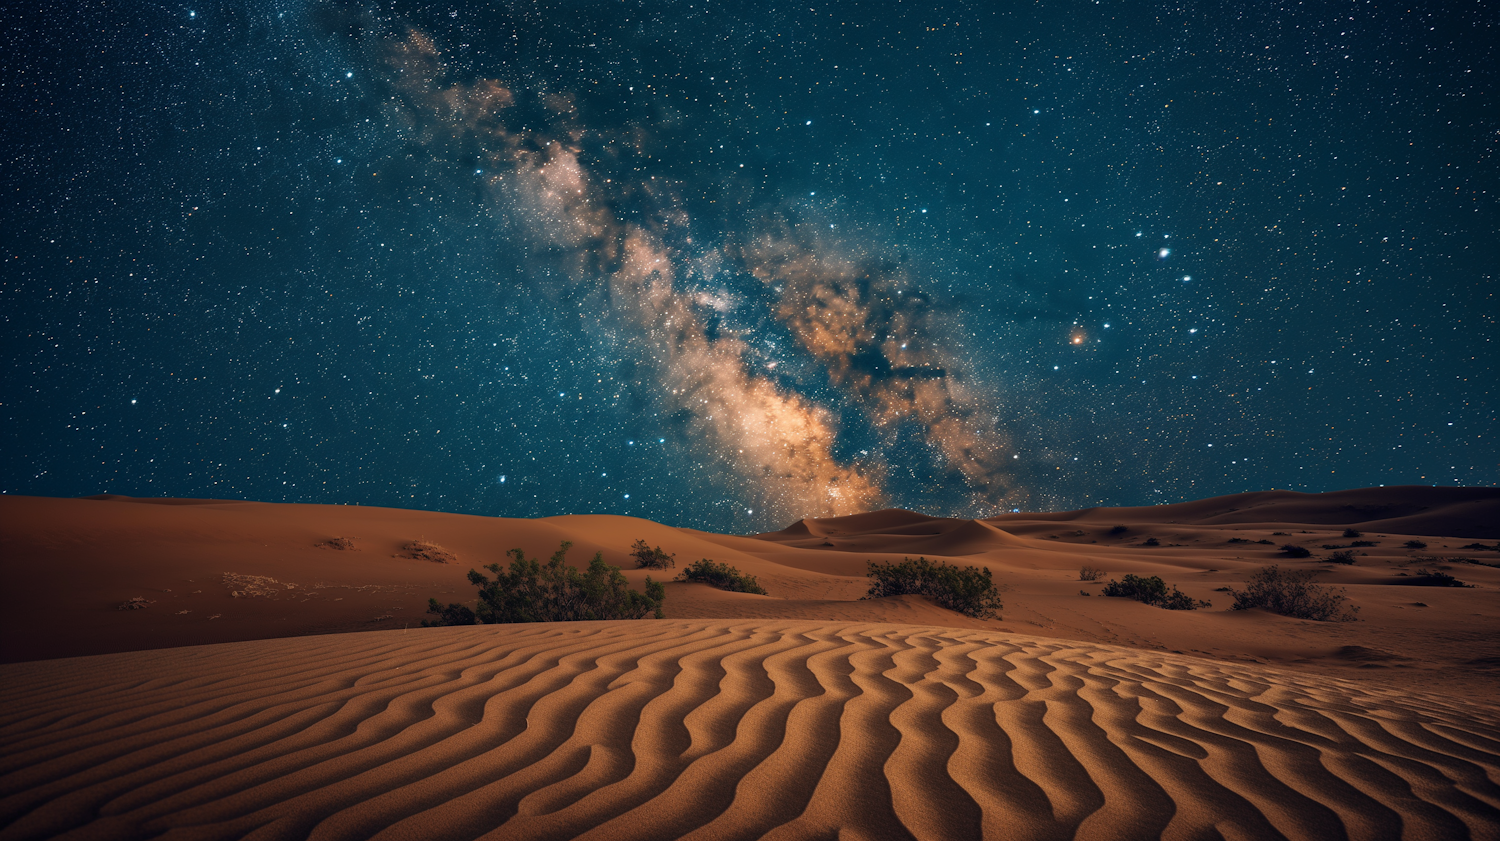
top-left (3, 487), bottom-right (1498, 839)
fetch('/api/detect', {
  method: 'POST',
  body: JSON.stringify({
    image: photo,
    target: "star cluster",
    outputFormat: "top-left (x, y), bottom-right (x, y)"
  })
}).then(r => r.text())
top-left (2, 0), bottom-right (1494, 530)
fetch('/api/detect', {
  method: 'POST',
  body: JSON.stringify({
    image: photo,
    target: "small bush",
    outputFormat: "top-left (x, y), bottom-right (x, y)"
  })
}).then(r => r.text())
top-left (424, 541), bottom-right (664, 626)
top-left (1079, 565), bottom-right (1105, 581)
top-left (864, 557), bottom-right (1004, 619)
top-left (1256, 539), bottom-right (1274, 545)
top-left (630, 539), bottom-right (676, 570)
top-left (1327, 550), bottom-right (1357, 565)
top-left (677, 559), bottom-right (767, 594)
top-left (1350, 540), bottom-right (1376, 547)
top-left (118, 597), bottom-right (155, 610)
top-left (1109, 525), bottom-right (1129, 536)
top-left (1404, 540), bottom-right (1428, 550)
top-left (1343, 528), bottom-right (1362, 538)
top-left (1101, 574), bottom-right (1209, 610)
top-left (1407, 569), bottom-right (1471, 588)
top-left (1279, 544), bottom-right (1312, 558)
top-left (1228, 565), bottom-right (1358, 621)
top-left (1142, 537), bottom-right (1160, 547)
top-left (1228, 537), bottom-right (1250, 544)
top-left (1461, 542), bottom-right (1498, 552)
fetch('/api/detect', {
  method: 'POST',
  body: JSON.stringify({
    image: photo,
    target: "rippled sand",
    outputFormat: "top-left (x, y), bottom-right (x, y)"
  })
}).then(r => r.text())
top-left (4, 620), bottom-right (1498, 840)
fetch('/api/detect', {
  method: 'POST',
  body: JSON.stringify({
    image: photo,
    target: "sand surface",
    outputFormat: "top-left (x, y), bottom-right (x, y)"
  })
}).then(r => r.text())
top-left (3, 488), bottom-right (1497, 696)
top-left (3, 621), bottom-right (1498, 841)
top-left (2, 487), bottom-right (1499, 838)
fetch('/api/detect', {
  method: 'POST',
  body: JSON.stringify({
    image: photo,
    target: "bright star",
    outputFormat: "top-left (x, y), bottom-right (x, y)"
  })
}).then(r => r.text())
top-left (1158, 248), bottom-right (1170, 258)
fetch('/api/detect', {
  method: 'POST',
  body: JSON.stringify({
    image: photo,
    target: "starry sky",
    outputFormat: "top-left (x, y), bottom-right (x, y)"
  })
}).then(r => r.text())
top-left (3, 0), bottom-right (1495, 532)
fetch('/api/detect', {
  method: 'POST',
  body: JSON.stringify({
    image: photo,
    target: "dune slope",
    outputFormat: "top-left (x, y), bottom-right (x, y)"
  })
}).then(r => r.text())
top-left (2, 620), bottom-right (1498, 841)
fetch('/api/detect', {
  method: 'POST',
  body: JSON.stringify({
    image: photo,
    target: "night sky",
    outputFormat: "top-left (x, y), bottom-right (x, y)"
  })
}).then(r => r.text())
top-left (3, 0), bottom-right (1495, 532)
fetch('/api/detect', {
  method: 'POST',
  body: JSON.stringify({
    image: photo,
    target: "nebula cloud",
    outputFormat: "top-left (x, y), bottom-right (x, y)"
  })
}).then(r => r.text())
top-left (365, 20), bottom-right (1017, 519)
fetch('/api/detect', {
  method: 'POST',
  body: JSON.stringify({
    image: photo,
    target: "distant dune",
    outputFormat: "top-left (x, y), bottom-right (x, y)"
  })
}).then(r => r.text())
top-left (985, 485), bottom-right (1500, 538)
top-left (1, 488), bottom-right (1498, 839)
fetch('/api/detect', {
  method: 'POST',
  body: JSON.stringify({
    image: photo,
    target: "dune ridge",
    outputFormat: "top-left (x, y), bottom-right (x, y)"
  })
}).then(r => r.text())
top-left (3, 620), bottom-right (1497, 841)
top-left (984, 486), bottom-right (1500, 538)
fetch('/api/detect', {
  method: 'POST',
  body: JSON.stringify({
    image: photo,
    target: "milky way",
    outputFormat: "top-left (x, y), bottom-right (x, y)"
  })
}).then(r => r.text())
top-left (3, 0), bottom-right (1494, 529)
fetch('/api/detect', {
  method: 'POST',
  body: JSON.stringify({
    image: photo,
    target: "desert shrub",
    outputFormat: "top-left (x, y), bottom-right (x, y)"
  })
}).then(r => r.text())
top-left (1101, 574), bottom-right (1209, 610)
top-left (424, 600), bottom-right (476, 625)
top-left (1228, 565), bottom-right (1359, 621)
top-left (1407, 569), bottom-right (1471, 587)
top-left (1228, 537), bottom-right (1249, 544)
top-left (630, 539), bottom-right (676, 569)
top-left (1343, 528), bottom-right (1362, 538)
top-left (864, 557), bottom-right (1004, 619)
top-left (1142, 537), bottom-right (1161, 547)
top-left (423, 541), bottom-right (664, 626)
top-left (1256, 539), bottom-right (1274, 545)
top-left (1279, 544), bottom-right (1312, 558)
top-left (1079, 565), bottom-right (1106, 581)
top-left (1404, 540), bottom-right (1428, 550)
top-left (1327, 550), bottom-right (1357, 565)
top-left (1461, 542), bottom-right (1498, 552)
top-left (118, 597), bottom-right (155, 610)
top-left (677, 559), bottom-right (767, 594)
top-left (1350, 540), bottom-right (1376, 547)
top-left (1109, 525), bottom-right (1129, 536)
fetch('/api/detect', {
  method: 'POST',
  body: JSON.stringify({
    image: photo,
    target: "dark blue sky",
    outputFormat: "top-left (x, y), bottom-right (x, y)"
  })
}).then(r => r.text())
top-left (3, 0), bottom-right (1494, 531)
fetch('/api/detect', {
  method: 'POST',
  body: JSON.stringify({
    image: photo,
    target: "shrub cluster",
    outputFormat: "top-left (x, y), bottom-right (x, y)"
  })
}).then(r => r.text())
top-left (863, 557), bottom-right (1004, 619)
top-left (1279, 544), bottom-right (1312, 558)
top-left (1404, 540), bottom-right (1428, 549)
top-left (1342, 528), bottom-right (1363, 538)
top-left (1078, 565), bottom-right (1105, 581)
top-left (423, 541), bottom-right (664, 626)
top-left (1228, 565), bottom-right (1358, 621)
top-left (630, 539), bottom-right (676, 570)
top-left (1142, 537), bottom-right (1161, 547)
top-left (1406, 568), bottom-right (1471, 588)
top-left (677, 559), bottom-right (767, 594)
top-left (1100, 574), bottom-right (1209, 610)
top-left (1326, 550), bottom-right (1357, 565)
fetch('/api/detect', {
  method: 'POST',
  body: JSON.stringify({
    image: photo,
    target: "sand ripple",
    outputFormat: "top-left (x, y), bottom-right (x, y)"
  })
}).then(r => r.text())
top-left (2, 621), bottom-right (1498, 840)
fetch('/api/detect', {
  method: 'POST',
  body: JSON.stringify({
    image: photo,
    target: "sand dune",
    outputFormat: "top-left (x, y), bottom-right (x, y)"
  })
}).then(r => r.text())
top-left (2, 620), bottom-right (1497, 840)
top-left (985, 486), bottom-right (1500, 538)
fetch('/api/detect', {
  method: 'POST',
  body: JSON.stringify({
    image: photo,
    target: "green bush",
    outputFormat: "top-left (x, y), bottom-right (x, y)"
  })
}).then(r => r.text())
top-left (1228, 565), bottom-right (1358, 621)
top-left (1407, 568), bottom-right (1471, 587)
top-left (863, 557), bottom-right (1004, 619)
top-left (1279, 544), bottom-right (1312, 558)
top-left (630, 539), bottom-right (676, 569)
top-left (677, 559), bottom-right (767, 594)
top-left (1100, 574), bottom-right (1209, 610)
top-left (423, 541), bottom-right (664, 626)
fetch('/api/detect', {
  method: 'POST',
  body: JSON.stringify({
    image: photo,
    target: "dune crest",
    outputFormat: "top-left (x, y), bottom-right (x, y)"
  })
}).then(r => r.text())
top-left (2, 620), bottom-right (1497, 840)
